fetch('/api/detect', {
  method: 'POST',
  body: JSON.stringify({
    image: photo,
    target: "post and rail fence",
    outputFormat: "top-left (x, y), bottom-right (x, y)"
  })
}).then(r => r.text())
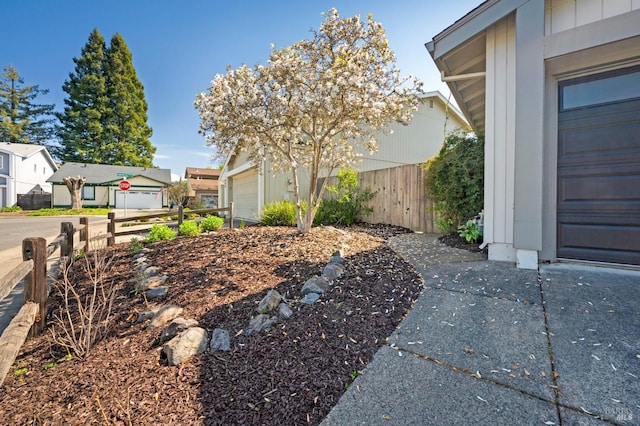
top-left (0, 202), bottom-right (234, 386)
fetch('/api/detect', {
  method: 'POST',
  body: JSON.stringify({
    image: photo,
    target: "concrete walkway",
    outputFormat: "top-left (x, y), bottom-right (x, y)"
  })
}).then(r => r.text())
top-left (322, 234), bottom-right (640, 425)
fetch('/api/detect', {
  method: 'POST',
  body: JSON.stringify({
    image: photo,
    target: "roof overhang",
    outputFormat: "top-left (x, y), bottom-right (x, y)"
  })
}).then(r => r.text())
top-left (425, 0), bottom-right (529, 134)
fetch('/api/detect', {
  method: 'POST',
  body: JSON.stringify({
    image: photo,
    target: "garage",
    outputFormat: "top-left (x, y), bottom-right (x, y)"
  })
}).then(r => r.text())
top-left (231, 170), bottom-right (259, 220)
top-left (557, 66), bottom-right (640, 265)
top-left (115, 190), bottom-right (163, 209)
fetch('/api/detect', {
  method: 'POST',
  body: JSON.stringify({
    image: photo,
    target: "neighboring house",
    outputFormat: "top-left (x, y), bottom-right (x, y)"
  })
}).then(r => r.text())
top-left (0, 142), bottom-right (58, 208)
top-left (218, 92), bottom-right (469, 220)
top-left (426, 0), bottom-right (640, 268)
top-left (184, 167), bottom-right (220, 208)
top-left (48, 163), bottom-right (171, 209)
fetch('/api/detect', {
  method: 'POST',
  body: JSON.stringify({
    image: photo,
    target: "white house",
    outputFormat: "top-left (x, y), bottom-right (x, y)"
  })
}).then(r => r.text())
top-left (427, 0), bottom-right (640, 268)
top-left (0, 142), bottom-right (58, 208)
top-left (219, 92), bottom-right (470, 221)
top-left (48, 163), bottom-right (171, 209)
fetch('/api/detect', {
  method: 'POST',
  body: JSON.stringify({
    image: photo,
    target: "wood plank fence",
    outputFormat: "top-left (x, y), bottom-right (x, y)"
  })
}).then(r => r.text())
top-left (0, 203), bottom-right (233, 386)
top-left (0, 219), bottom-right (90, 386)
top-left (320, 164), bottom-right (437, 233)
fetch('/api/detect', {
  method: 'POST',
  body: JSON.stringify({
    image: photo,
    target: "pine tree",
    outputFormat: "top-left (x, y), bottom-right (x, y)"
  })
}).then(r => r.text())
top-left (57, 29), bottom-right (155, 166)
top-left (0, 65), bottom-right (55, 145)
top-left (56, 28), bottom-right (109, 163)
top-left (103, 33), bottom-right (154, 167)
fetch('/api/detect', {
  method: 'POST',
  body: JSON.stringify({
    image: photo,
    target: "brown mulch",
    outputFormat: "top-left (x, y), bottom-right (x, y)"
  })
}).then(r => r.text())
top-left (438, 233), bottom-right (487, 254)
top-left (0, 224), bottom-right (424, 425)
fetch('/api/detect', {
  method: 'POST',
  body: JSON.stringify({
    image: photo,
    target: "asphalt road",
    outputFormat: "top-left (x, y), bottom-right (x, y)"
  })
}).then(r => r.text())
top-left (0, 215), bottom-right (108, 252)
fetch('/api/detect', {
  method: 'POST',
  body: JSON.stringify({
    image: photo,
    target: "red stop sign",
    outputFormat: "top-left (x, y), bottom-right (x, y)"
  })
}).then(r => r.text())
top-left (119, 180), bottom-right (131, 191)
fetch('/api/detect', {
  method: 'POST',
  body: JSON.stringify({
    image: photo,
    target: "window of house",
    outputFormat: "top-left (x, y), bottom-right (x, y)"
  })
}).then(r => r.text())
top-left (82, 186), bottom-right (95, 200)
top-left (560, 65), bottom-right (640, 111)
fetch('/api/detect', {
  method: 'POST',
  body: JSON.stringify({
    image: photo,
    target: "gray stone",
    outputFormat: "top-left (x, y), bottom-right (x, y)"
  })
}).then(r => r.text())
top-left (136, 307), bottom-right (160, 323)
top-left (159, 318), bottom-right (199, 344)
top-left (210, 328), bottom-right (231, 352)
top-left (146, 286), bottom-right (169, 299)
top-left (278, 302), bottom-right (293, 319)
top-left (149, 305), bottom-right (184, 329)
top-left (135, 274), bottom-right (167, 292)
top-left (246, 314), bottom-right (278, 334)
top-left (257, 289), bottom-right (282, 314)
top-left (141, 265), bottom-right (162, 277)
top-left (322, 263), bottom-right (344, 280)
top-left (133, 255), bottom-right (147, 264)
top-left (136, 262), bottom-right (150, 271)
top-left (330, 250), bottom-right (345, 264)
top-left (301, 276), bottom-right (330, 296)
top-left (163, 327), bottom-right (209, 366)
top-left (301, 292), bottom-right (320, 305)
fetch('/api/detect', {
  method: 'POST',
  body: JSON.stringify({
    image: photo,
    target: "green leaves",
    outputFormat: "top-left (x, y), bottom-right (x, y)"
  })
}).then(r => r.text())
top-left (424, 133), bottom-right (484, 232)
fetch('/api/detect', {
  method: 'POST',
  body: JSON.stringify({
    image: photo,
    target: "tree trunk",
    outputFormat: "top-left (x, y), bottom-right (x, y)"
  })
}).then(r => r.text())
top-left (63, 176), bottom-right (87, 210)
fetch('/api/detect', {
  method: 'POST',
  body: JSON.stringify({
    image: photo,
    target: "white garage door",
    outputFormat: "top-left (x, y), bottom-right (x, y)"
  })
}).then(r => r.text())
top-left (232, 171), bottom-right (259, 220)
top-left (115, 190), bottom-right (163, 209)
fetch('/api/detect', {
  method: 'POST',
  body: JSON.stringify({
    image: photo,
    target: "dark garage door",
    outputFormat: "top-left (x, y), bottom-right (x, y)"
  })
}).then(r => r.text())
top-left (557, 66), bottom-right (640, 265)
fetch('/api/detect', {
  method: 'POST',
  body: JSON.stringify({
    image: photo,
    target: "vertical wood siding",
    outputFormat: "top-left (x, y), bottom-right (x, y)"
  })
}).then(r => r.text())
top-left (547, 0), bottom-right (640, 35)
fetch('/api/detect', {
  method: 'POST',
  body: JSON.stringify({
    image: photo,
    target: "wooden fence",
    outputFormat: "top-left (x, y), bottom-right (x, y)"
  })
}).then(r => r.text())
top-left (106, 203), bottom-right (234, 246)
top-left (0, 219), bottom-right (90, 386)
top-left (321, 164), bottom-right (437, 233)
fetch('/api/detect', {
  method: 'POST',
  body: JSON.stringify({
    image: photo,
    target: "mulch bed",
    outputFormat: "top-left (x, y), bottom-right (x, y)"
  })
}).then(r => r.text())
top-left (438, 233), bottom-right (487, 254)
top-left (0, 224), bottom-right (424, 425)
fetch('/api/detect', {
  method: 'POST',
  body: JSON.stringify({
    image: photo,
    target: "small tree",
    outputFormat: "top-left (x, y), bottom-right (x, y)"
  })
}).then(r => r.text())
top-left (423, 133), bottom-right (484, 232)
top-left (196, 9), bottom-right (419, 233)
top-left (167, 180), bottom-right (189, 207)
top-left (63, 176), bottom-right (87, 210)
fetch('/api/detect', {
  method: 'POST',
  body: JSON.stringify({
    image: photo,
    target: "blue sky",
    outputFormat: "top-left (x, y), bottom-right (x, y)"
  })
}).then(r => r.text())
top-left (2, 0), bottom-right (480, 180)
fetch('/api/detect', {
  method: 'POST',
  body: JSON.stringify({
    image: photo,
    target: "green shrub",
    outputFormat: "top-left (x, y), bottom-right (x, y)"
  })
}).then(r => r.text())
top-left (457, 220), bottom-right (482, 243)
top-left (129, 237), bottom-right (144, 254)
top-left (424, 133), bottom-right (484, 232)
top-left (201, 215), bottom-right (224, 232)
top-left (260, 200), bottom-right (297, 226)
top-left (145, 224), bottom-right (177, 243)
top-left (179, 221), bottom-right (201, 237)
top-left (1, 205), bottom-right (22, 213)
top-left (314, 168), bottom-right (375, 226)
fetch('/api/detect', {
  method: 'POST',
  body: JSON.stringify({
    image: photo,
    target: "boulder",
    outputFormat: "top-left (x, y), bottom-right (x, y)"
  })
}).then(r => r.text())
top-left (163, 327), bottom-right (209, 366)
top-left (210, 328), bottom-right (231, 352)
top-left (329, 250), bottom-right (345, 264)
top-left (257, 289), bottom-right (282, 314)
top-left (246, 314), bottom-right (278, 335)
top-left (146, 286), bottom-right (169, 299)
top-left (159, 318), bottom-right (199, 344)
top-left (149, 305), bottom-right (184, 329)
top-left (140, 265), bottom-right (162, 277)
top-left (300, 292), bottom-right (320, 305)
top-left (136, 307), bottom-right (160, 323)
top-left (301, 276), bottom-right (330, 296)
top-left (278, 302), bottom-right (293, 319)
top-left (322, 263), bottom-right (344, 280)
top-left (135, 274), bottom-right (168, 292)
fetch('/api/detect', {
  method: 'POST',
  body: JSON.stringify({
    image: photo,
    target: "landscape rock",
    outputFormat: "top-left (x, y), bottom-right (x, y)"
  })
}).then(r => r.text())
top-left (246, 314), bottom-right (278, 335)
top-left (301, 276), bottom-right (330, 296)
top-left (140, 265), bottom-right (162, 277)
top-left (300, 292), bottom-right (321, 304)
top-left (163, 327), bottom-right (209, 366)
top-left (146, 286), bottom-right (169, 299)
top-left (149, 305), bottom-right (184, 329)
top-left (136, 262), bottom-right (150, 272)
top-left (210, 328), bottom-right (231, 352)
top-left (133, 256), bottom-right (148, 264)
top-left (278, 302), bottom-right (293, 319)
top-left (159, 318), bottom-right (199, 344)
top-left (257, 289), bottom-right (282, 313)
top-left (135, 274), bottom-right (168, 292)
top-left (330, 250), bottom-right (345, 264)
top-left (136, 307), bottom-right (160, 323)
top-left (322, 263), bottom-right (344, 280)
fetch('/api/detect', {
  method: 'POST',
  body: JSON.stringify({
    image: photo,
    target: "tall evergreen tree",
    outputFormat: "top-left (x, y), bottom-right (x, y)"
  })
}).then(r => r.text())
top-left (0, 65), bottom-right (55, 145)
top-left (103, 33), bottom-right (154, 167)
top-left (56, 28), bottom-right (109, 163)
top-left (56, 29), bottom-right (155, 166)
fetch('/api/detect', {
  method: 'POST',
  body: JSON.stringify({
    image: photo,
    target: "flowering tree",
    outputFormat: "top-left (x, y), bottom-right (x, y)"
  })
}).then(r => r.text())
top-left (195, 9), bottom-right (420, 233)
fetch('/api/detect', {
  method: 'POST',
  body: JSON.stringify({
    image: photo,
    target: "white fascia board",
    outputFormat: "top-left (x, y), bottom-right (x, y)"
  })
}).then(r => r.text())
top-left (223, 161), bottom-right (256, 178)
top-left (428, 0), bottom-right (528, 60)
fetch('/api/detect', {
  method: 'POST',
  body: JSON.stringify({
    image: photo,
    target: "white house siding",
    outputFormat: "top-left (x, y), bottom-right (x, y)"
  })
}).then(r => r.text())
top-left (231, 170), bottom-right (259, 220)
top-left (546, 0), bottom-right (640, 35)
top-left (484, 15), bottom-right (517, 262)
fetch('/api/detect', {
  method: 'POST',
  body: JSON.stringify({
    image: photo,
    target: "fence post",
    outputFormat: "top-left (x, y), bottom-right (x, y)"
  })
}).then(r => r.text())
top-left (22, 237), bottom-right (47, 337)
top-left (79, 217), bottom-right (89, 252)
top-left (107, 212), bottom-right (116, 246)
top-left (178, 205), bottom-right (184, 226)
top-left (229, 202), bottom-right (234, 229)
top-left (61, 222), bottom-right (74, 265)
